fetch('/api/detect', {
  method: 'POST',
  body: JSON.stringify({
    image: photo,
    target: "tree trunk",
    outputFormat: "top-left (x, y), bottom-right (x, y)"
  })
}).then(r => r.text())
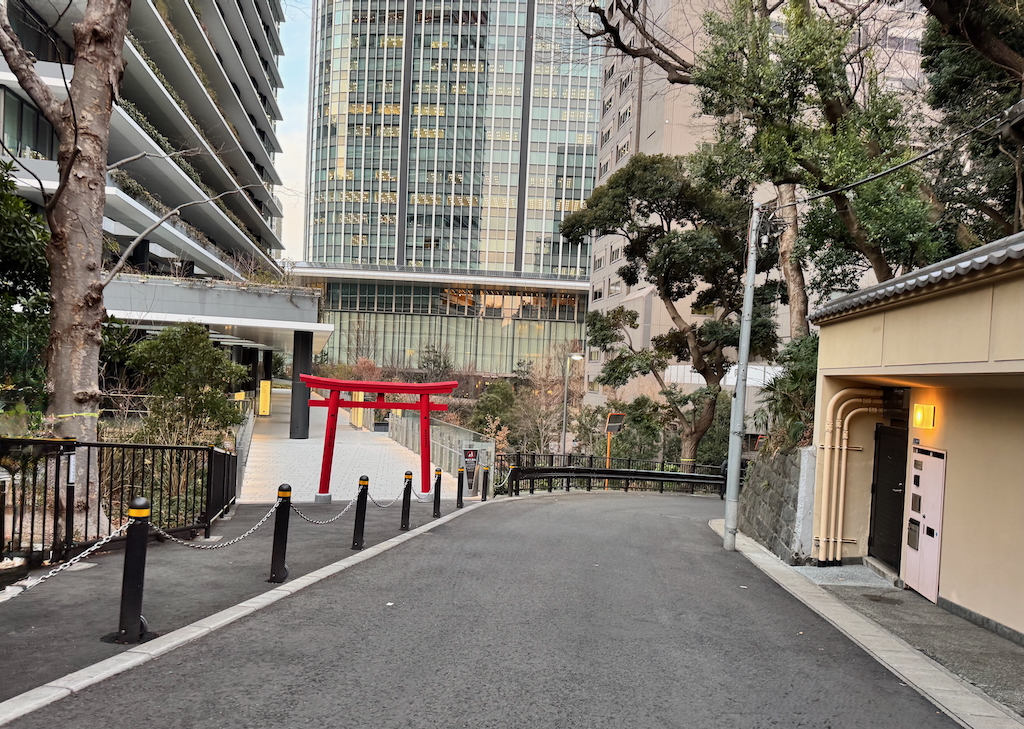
top-left (829, 191), bottom-right (893, 283)
top-left (776, 183), bottom-right (809, 338)
top-left (41, 0), bottom-right (133, 448)
top-left (678, 385), bottom-right (721, 467)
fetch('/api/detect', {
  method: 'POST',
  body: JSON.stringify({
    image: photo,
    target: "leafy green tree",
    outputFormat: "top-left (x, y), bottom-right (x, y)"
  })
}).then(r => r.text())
top-left (694, 0), bottom-right (946, 298)
top-left (129, 323), bottom-right (247, 445)
top-left (0, 161), bottom-right (50, 410)
top-left (418, 343), bottom-right (455, 382)
top-left (754, 334), bottom-right (819, 451)
top-left (921, 13), bottom-right (1024, 242)
top-left (563, 153), bottom-right (779, 460)
top-left (469, 380), bottom-right (516, 433)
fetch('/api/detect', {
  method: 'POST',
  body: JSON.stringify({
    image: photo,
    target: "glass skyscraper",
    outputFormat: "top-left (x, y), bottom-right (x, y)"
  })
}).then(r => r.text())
top-left (298, 0), bottom-right (600, 374)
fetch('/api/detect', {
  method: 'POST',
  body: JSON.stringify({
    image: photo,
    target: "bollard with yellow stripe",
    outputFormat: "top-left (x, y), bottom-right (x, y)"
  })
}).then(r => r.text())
top-left (433, 468), bottom-right (442, 518)
top-left (127, 501), bottom-right (151, 518)
top-left (456, 466), bottom-right (465, 509)
top-left (103, 497), bottom-right (152, 644)
top-left (268, 484), bottom-right (292, 583)
top-left (352, 476), bottom-right (369, 550)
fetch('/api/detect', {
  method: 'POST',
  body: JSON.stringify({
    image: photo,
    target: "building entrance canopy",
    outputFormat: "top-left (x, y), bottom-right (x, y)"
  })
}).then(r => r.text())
top-left (300, 375), bottom-right (458, 497)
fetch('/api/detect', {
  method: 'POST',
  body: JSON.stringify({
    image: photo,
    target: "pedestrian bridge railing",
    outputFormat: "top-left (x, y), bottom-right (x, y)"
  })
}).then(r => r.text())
top-left (494, 453), bottom-right (727, 496)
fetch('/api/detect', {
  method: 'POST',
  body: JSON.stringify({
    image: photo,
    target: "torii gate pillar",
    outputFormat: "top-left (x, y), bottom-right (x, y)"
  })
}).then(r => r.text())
top-left (299, 375), bottom-right (458, 501)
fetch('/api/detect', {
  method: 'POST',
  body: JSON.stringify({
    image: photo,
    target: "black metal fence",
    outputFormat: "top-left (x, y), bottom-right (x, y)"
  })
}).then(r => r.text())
top-left (494, 453), bottom-right (726, 495)
top-left (0, 438), bottom-right (236, 576)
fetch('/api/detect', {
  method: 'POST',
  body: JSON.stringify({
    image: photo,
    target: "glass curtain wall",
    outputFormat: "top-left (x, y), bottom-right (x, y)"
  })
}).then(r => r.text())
top-left (306, 0), bottom-right (600, 374)
top-left (307, 0), bottom-right (600, 274)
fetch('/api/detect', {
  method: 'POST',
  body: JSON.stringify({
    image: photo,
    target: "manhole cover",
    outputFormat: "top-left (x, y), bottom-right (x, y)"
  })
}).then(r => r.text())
top-left (863, 594), bottom-right (902, 605)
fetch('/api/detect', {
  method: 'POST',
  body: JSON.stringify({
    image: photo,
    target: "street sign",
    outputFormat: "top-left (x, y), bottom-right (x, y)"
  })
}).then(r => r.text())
top-left (606, 413), bottom-right (626, 433)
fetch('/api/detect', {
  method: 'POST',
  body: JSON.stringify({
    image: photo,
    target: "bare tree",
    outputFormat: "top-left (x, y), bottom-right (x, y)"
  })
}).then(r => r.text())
top-left (0, 0), bottom-right (133, 444)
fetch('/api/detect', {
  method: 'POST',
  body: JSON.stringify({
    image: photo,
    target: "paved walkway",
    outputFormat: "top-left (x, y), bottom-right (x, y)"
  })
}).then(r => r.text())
top-left (241, 389), bottom-right (457, 503)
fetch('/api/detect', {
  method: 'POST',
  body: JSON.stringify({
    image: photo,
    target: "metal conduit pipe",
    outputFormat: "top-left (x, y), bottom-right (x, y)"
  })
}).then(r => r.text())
top-left (825, 397), bottom-right (882, 563)
top-left (817, 388), bottom-right (882, 564)
top-left (834, 405), bottom-right (881, 564)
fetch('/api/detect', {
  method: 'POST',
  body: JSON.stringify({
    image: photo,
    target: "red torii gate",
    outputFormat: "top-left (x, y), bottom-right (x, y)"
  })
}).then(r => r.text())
top-left (300, 374), bottom-right (459, 498)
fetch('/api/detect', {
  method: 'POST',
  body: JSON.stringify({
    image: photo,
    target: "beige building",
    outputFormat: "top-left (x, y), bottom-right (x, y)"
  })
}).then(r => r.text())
top-left (584, 0), bottom-right (724, 407)
top-left (809, 233), bottom-right (1024, 642)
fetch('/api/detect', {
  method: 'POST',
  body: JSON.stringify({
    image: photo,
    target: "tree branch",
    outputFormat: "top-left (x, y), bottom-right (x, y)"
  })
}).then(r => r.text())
top-left (102, 185), bottom-right (259, 287)
top-left (0, 0), bottom-right (66, 137)
top-left (0, 135), bottom-right (49, 201)
top-left (45, 145), bottom-right (78, 213)
top-left (582, 2), bottom-right (694, 85)
top-left (921, 0), bottom-right (1024, 82)
top-left (107, 148), bottom-right (201, 172)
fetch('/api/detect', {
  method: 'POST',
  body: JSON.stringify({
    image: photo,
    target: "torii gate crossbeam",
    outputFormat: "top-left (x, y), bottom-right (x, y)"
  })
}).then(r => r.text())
top-left (299, 375), bottom-right (458, 500)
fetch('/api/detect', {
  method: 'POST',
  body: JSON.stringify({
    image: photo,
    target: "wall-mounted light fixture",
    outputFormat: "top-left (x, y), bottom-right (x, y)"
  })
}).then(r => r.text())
top-left (913, 403), bottom-right (936, 429)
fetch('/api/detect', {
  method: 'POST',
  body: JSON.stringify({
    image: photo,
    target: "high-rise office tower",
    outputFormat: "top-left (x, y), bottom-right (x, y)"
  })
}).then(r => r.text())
top-left (296, 0), bottom-right (601, 375)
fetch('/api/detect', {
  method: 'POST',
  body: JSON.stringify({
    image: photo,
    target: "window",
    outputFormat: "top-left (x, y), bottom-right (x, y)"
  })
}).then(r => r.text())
top-left (594, 255), bottom-right (604, 270)
top-left (588, 380), bottom-right (600, 392)
top-left (618, 105), bottom-right (632, 129)
top-left (600, 127), bottom-right (612, 146)
top-left (608, 280), bottom-right (621, 296)
top-left (589, 349), bottom-right (601, 362)
top-left (603, 64), bottom-right (615, 82)
top-left (610, 247), bottom-right (622, 261)
top-left (616, 138), bottom-right (631, 161)
top-left (619, 72), bottom-right (633, 94)
top-left (602, 97), bottom-right (614, 116)
top-left (599, 159), bottom-right (610, 177)
top-left (592, 284), bottom-right (604, 301)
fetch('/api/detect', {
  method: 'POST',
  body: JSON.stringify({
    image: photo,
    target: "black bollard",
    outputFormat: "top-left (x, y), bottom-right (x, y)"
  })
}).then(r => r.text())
top-left (547, 476), bottom-right (553, 493)
top-left (267, 485), bottom-right (291, 583)
top-left (456, 467), bottom-right (465, 509)
top-left (433, 467), bottom-right (442, 518)
top-left (352, 476), bottom-right (369, 550)
top-left (400, 471), bottom-right (413, 531)
top-left (508, 465), bottom-right (517, 497)
top-left (565, 475), bottom-right (570, 492)
top-left (529, 476), bottom-right (535, 495)
top-left (103, 497), bottom-right (153, 644)
top-left (480, 466), bottom-right (489, 502)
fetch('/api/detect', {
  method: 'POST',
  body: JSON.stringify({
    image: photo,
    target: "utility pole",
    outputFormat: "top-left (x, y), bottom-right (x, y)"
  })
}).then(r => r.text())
top-left (723, 205), bottom-right (760, 551)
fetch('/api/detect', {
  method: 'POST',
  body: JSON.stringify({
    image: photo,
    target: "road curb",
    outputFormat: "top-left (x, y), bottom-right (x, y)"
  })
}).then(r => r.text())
top-left (708, 519), bottom-right (1024, 729)
top-left (0, 500), bottom-right (489, 727)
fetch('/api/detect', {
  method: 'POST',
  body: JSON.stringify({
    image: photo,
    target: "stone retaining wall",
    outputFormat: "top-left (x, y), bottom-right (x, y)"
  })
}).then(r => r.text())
top-left (738, 446), bottom-right (816, 564)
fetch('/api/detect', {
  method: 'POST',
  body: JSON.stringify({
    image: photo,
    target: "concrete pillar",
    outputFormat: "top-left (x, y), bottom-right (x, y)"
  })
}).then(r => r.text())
top-left (248, 349), bottom-right (261, 392)
top-left (231, 345), bottom-right (243, 364)
top-left (129, 239), bottom-right (150, 273)
top-left (290, 331), bottom-right (313, 439)
top-left (262, 349), bottom-right (274, 381)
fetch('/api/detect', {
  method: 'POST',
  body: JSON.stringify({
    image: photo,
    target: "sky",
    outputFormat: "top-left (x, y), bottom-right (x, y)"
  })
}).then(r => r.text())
top-left (275, 0), bottom-right (313, 262)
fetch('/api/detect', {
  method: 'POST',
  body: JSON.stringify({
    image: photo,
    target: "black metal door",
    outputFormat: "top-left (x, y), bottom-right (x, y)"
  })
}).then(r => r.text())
top-left (869, 424), bottom-right (908, 571)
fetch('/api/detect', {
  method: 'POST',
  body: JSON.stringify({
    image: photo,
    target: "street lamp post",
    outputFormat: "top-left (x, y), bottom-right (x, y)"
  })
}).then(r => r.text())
top-left (560, 353), bottom-right (585, 457)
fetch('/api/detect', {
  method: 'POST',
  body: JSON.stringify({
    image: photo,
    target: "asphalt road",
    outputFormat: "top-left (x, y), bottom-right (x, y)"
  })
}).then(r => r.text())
top-left (8, 492), bottom-right (958, 729)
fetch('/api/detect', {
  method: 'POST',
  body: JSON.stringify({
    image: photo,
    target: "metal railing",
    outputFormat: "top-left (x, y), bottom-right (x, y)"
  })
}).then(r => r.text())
top-left (494, 453), bottom-right (726, 495)
top-left (388, 414), bottom-right (494, 478)
top-left (0, 438), bottom-right (236, 579)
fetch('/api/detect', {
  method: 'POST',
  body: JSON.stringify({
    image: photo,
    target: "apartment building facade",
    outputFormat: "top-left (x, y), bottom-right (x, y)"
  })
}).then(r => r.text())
top-left (298, 0), bottom-right (601, 376)
top-left (1, 0), bottom-right (331, 401)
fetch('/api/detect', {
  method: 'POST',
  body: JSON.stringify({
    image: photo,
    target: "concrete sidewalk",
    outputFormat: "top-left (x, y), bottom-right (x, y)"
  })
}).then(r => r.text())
top-left (711, 519), bottom-right (1024, 729)
top-left (241, 389), bottom-right (457, 503)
